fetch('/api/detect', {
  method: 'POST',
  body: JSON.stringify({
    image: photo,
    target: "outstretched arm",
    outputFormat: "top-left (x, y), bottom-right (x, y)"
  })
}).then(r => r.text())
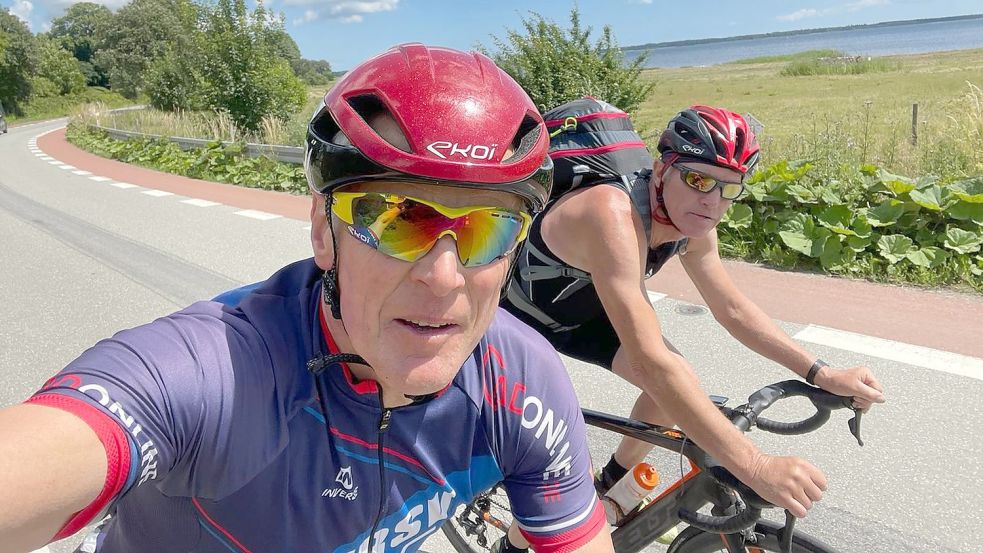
top-left (543, 186), bottom-right (825, 518)
top-left (0, 403), bottom-right (107, 553)
top-left (680, 231), bottom-right (885, 411)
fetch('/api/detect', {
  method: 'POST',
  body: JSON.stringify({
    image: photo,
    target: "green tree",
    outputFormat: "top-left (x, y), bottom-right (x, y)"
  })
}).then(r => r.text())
top-left (194, 0), bottom-right (305, 131)
top-left (485, 7), bottom-right (654, 113)
top-left (144, 45), bottom-right (203, 112)
top-left (291, 58), bottom-right (333, 86)
top-left (0, 7), bottom-right (37, 112)
top-left (33, 37), bottom-right (87, 96)
top-left (48, 2), bottom-right (112, 86)
top-left (94, 0), bottom-right (196, 98)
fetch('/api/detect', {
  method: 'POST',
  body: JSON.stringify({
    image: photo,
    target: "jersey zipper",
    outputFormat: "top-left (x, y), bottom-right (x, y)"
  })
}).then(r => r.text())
top-left (367, 388), bottom-right (393, 553)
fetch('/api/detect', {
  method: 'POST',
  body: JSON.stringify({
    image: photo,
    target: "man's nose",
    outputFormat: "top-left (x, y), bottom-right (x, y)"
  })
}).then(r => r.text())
top-left (408, 236), bottom-right (466, 296)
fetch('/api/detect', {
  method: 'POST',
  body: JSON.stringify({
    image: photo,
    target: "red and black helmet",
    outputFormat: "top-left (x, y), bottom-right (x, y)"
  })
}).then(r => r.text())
top-left (657, 105), bottom-right (760, 175)
top-left (305, 43), bottom-right (553, 212)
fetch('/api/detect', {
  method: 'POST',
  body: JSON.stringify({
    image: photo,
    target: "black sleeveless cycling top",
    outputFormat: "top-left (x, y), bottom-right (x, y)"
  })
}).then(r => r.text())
top-left (506, 172), bottom-right (687, 333)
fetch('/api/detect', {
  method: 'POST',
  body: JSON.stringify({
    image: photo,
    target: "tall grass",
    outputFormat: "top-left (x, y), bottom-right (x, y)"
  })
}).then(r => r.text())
top-left (73, 85), bottom-right (327, 146)
top-left (730, 49), bottom-right (842, 65)
top-left (780, 56), bottom-right (901, 76)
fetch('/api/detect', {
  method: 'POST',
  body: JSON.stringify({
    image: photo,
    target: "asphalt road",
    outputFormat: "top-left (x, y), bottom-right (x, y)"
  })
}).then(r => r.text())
top-left (2, 121), bottom-right (981, 553)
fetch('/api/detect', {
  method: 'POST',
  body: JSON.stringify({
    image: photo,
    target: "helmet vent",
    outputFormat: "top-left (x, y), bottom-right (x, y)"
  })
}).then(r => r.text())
top-left (507, 114), bottom-right (542, 162)
top-left (347, 94), bottom-right (412, 153)
top-left (310, 110), bottom-right (342, 145)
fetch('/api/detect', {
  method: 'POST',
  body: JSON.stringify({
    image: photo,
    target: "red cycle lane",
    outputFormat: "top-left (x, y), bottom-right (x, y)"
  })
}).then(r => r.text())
top-left (39, 127), bottom-right (983, 360)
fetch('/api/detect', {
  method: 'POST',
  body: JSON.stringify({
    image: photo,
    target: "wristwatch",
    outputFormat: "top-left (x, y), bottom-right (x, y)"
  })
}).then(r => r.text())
top-left (806, 359), bottom-right (829, 385)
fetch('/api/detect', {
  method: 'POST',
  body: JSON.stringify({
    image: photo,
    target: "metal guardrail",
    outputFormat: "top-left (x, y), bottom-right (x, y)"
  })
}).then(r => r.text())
top-left (89, 125), bottom-right (305, 165)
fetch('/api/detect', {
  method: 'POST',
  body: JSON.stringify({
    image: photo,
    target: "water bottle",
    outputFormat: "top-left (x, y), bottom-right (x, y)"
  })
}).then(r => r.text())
top-left (601, 462), bottom-right (660, 525)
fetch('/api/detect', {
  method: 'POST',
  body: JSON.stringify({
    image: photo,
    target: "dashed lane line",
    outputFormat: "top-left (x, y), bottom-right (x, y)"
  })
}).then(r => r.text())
top-left (793, 324), bottom-right (983, 380)
top-left (89, 176), bottom-right (112, 182)
top-left (109, 182), bottom-right (139, 189)
top-left (72, 170), bottom-right (92, 176)
top-left (142, 190), bottom-right (174, 197)
top-left (182, 199), bottom-right (221, 208)
top-left (648, 291), bottom-right (667, 305)
top-left (235, 209), bottom-right (281, 221)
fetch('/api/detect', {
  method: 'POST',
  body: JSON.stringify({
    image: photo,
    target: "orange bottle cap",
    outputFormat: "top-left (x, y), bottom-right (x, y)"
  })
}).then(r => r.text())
top-left (633, 463), bottom-right (660, 489)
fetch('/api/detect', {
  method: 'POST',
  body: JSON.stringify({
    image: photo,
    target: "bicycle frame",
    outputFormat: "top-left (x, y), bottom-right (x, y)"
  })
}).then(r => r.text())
top-left (583, 409), bottom-right (752, 553)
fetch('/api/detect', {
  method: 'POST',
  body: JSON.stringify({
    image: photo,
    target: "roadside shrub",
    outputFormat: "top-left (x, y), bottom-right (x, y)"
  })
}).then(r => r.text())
top-left (66, 123), bottom-right (307, 194)
top-left (485, 7), bottom-right (653, 113)
top-left (718, 161), bottom-right (983, 291)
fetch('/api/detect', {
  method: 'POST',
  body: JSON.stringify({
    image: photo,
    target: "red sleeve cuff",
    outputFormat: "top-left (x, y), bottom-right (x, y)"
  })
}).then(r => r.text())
top-left (26, 393), bottom-right (132, 541)
top-left (519, 499), bottom-right (607, 553)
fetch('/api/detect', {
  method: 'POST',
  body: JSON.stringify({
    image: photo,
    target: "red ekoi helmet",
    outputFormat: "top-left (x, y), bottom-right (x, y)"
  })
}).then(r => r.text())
top-left (305, 43), bottom-right (553, 213)
top-left (657, 105), bottom-right (760, 174)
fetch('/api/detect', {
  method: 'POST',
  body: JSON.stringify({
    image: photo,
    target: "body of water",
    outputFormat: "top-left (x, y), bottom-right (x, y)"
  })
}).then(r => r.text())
top-left (625, 16), bottom-right (983, 68)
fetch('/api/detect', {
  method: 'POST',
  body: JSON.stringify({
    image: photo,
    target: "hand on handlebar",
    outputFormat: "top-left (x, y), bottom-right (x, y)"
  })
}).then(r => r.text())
top-left (745, 453), bottom-right (828, 519)
top-left (813, 365), bottom-right (885, 412)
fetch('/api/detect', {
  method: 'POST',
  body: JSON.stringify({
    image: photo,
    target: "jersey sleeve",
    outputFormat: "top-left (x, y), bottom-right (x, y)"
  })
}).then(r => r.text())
top-left (28, 303), bottom-right (287, 507)
top-left (487, 315), bottom-right (606, 553)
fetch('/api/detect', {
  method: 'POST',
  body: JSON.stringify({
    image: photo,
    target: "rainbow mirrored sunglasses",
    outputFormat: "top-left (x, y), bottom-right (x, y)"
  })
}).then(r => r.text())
top-left (331, 191), bottom-right (532, 268)
top-left (674, 164), bottom-right (746, 200)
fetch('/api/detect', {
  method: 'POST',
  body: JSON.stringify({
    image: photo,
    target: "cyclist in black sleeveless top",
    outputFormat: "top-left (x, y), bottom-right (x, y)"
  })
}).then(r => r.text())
top-left (502, 105), bottom-right (886, 523)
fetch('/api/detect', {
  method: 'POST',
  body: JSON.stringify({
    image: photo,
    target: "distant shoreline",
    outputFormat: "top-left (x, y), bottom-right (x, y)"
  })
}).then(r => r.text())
top-left (621, 13), bottom-right (983, 52)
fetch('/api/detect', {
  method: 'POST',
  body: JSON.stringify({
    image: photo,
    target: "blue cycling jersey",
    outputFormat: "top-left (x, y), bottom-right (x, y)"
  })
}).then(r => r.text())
top-left (32, 259), bottom-right (604, 552)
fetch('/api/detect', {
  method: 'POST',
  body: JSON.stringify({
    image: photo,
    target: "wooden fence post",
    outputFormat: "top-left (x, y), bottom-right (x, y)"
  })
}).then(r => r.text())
top-left (911, 103), bottom-right (918, 146)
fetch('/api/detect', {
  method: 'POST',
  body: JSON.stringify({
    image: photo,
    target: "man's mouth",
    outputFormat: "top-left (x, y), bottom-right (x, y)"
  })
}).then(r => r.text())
top-left (396, 318), bottom-right (458, 333)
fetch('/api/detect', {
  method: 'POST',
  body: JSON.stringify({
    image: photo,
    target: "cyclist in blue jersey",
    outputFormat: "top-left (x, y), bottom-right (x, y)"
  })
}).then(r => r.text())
top-left (0, 44), bottom-right (613, 553)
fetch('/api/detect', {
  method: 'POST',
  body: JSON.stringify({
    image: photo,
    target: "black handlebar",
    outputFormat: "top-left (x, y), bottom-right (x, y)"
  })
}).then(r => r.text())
top-left (678, 380), bottom-right (864, 537)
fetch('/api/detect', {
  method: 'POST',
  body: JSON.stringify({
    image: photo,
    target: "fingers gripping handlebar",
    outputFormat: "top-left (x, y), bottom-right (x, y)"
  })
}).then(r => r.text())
top-left (678, 380), bottom-right (864, 536)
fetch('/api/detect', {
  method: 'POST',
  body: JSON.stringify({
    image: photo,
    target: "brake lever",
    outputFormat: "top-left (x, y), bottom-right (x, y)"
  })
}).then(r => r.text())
top-left (848, 408), bottom-right (864, 447)
top-left (779, 510), bottom-right (796, 553)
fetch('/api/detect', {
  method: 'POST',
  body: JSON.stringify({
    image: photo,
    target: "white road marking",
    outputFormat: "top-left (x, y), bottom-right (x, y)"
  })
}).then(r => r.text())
top-left (109, 182), bottom-right (139, 189)
top-left (89, 176), bottom-right (112, 182)
top-left (182, 198), bottom-right (221, 207)
top-left (303, 225), bottom-right (312, 231)
top-left (72, 170), bottom-right (92, 176)
top-left (48, 161), bottom-right (66, 166)
top-left (794, 324), bottom-right (983, 380)
top-left (57, 165), bottom-right (76, 170)
top-left (648, 291), bottom-right (667, 305)
top-left (142, 190), bottom-right (174, 197)
top-left (235, 209), bottom-right (281, 221)
top-left (39, 156), bottom-right (54, 161)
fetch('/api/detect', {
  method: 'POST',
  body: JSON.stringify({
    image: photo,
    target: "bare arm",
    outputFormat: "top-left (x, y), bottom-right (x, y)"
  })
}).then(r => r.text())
top-left (0, 403), bottom-right (106, 553)
top-left (541, 188), bottom-right (768, 493)
top-left (681, 231), bottom-right (885, 409)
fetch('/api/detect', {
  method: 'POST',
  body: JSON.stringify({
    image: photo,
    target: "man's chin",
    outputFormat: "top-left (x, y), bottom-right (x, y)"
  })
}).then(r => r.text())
top-left (384, 354), bottom-right (465, 395)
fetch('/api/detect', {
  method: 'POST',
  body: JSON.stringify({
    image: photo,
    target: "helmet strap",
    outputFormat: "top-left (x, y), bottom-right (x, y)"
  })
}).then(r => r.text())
top-left (653, 154), bottom-right (681, 232)
top-left (322, 198), bottom-right (343, 320)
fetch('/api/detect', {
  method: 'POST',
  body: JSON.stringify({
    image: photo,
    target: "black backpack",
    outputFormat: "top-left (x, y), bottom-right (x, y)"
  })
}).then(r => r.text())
top-left (543, 97), bottom-right (654, 199)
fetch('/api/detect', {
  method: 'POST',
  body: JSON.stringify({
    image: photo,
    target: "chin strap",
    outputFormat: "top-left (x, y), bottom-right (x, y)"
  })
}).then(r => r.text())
top-left (307, 352), bottom-right (370, 375)
top-left (322, 198), bottom-right (343, 320)
top-left (653, 153), bottom-right (681, 231)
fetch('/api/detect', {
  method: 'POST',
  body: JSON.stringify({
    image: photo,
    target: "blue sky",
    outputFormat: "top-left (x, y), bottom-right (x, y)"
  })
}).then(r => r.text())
top-left (4, 0), bottom-right (981, 70)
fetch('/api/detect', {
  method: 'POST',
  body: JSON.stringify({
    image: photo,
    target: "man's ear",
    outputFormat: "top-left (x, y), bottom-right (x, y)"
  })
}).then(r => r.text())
top-left (311, 194), bottom-right (334, 271)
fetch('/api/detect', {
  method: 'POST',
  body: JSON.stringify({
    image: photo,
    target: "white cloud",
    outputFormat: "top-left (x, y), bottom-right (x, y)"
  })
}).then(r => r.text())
top-left (777, 0), bottom-right (890, 22)
top-left (289, 0), bottom-right (397, 25)
top-left (777, 8), bottom-right (821, 22)
top-left (631, 0), bottom-right (654, 4)
top-left (9, 0), bottom-right (34, 24)
top-left (292, 8), bottom-right (319, 25)
top-left (845, 0), bottom-right (890, 12)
